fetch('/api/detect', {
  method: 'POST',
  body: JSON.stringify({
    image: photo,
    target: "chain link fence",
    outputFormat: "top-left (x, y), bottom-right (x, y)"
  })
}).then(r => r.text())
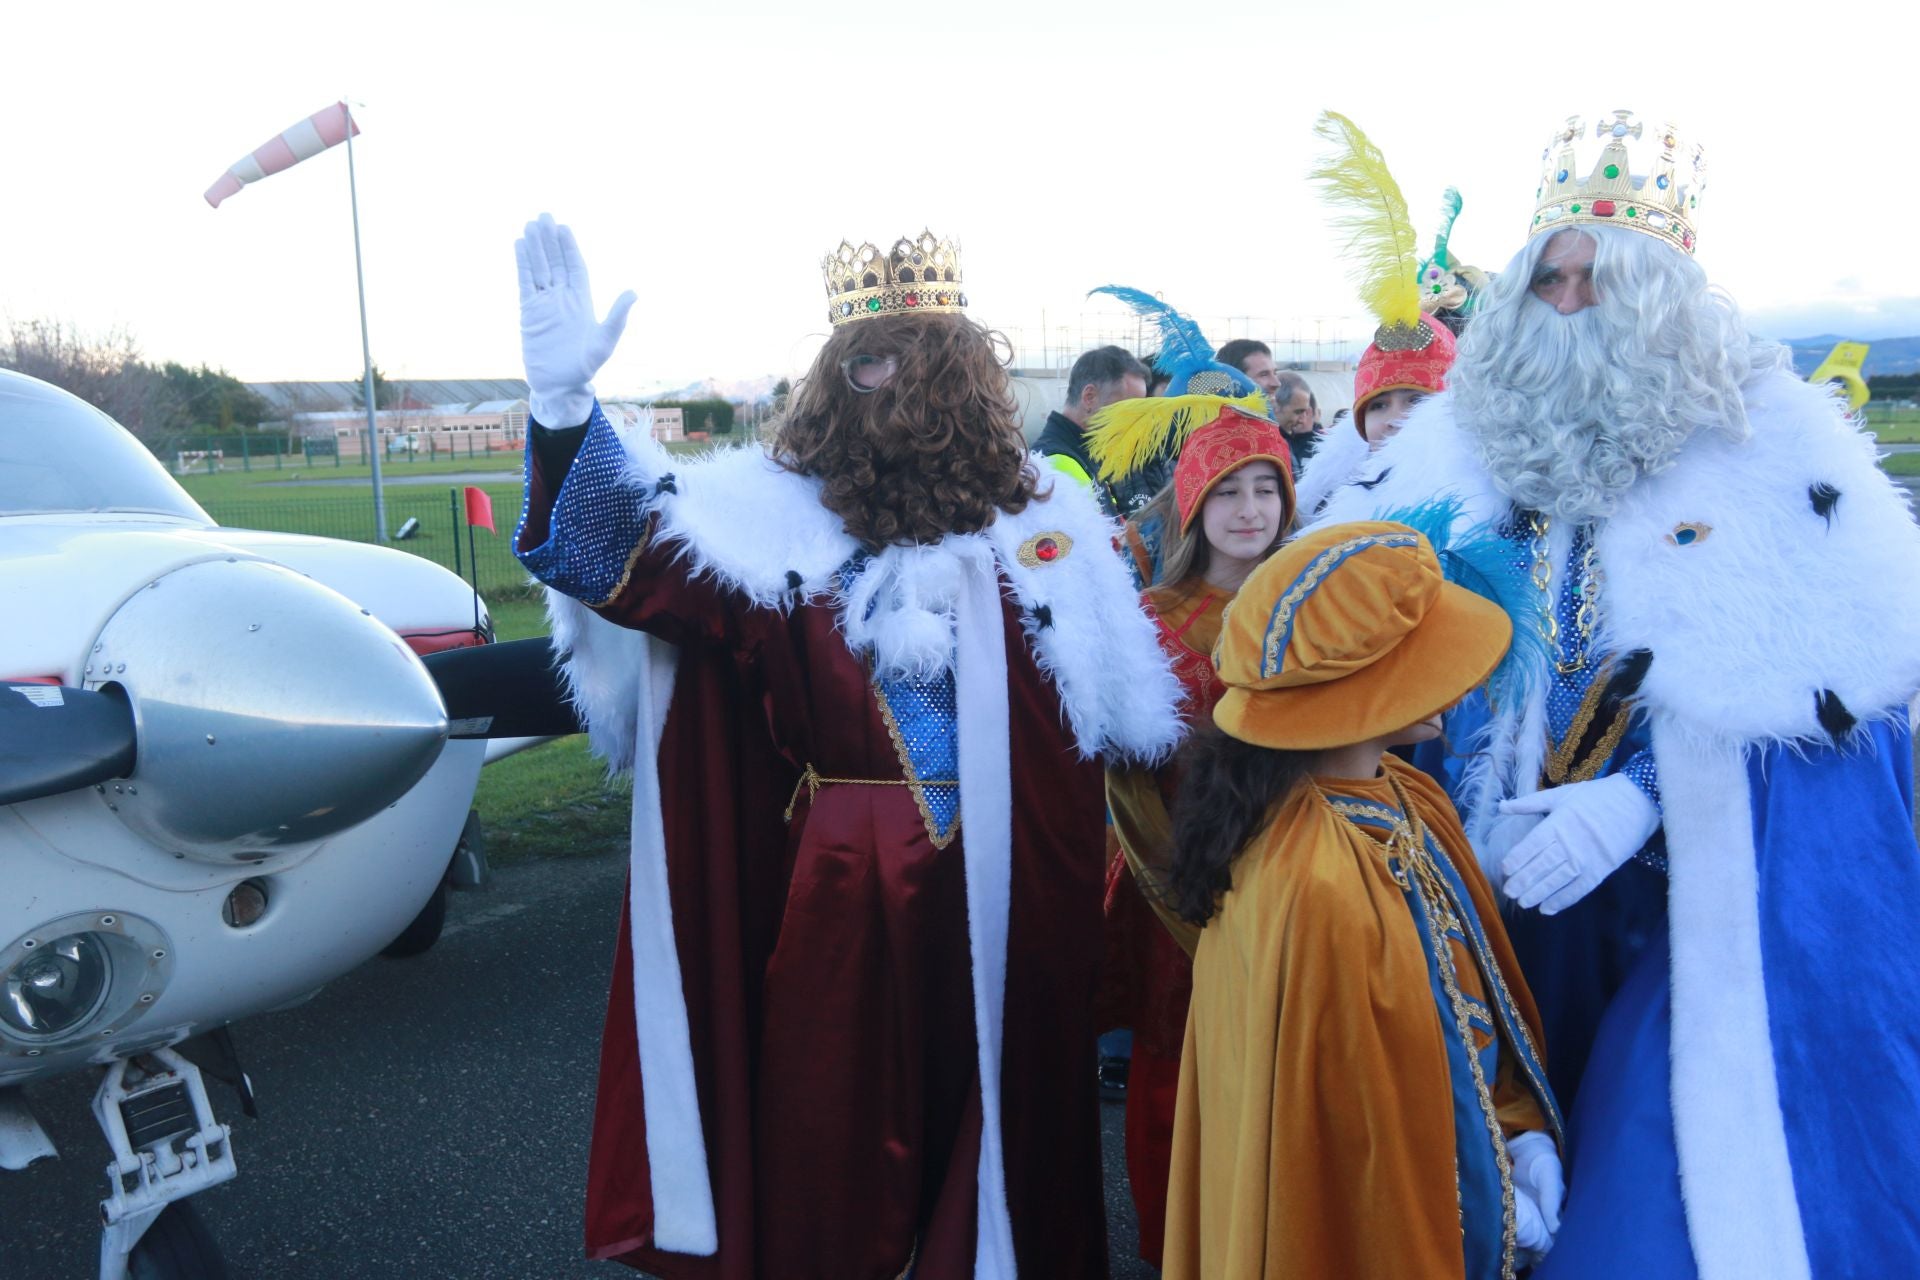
top-left (200, 486), bottom-right (532, 596)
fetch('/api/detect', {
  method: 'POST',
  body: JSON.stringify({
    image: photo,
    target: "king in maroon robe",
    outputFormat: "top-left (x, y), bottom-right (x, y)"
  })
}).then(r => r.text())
top-left (516, 396), bottom-right (1183, 1280)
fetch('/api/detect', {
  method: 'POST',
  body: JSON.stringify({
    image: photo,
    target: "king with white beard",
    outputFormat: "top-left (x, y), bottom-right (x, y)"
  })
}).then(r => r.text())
top-left (1315, 112), bottom-right (1920, 1279)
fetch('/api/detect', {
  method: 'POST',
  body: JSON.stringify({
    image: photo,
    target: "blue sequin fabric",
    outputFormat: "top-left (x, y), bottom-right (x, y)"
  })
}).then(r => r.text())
top-left (514, 401), bottom-right (654, 607)
top-left (876, 671), bottom-right (961, 843)
top-left (1542, 525), bottom-right (1660, 811)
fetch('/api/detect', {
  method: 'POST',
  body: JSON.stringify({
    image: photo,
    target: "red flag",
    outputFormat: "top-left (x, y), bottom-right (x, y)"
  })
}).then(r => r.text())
top-left (463, 486), bottom-right (495, 534)
top-left (205, 101), bottom-right (360, 208)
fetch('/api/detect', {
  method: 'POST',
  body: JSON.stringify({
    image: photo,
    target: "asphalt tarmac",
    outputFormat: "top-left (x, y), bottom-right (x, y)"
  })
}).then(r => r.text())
top-left (0, 849), bottom-right (1153, 1280)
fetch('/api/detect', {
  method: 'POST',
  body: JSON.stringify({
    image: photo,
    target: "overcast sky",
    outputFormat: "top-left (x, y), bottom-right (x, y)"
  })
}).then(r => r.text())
top-left (6, 0), bottom-right (1914, 391)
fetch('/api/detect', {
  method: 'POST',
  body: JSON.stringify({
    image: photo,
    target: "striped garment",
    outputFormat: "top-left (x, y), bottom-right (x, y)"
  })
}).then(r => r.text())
top-left (204, 101), bottom-right (358, 208)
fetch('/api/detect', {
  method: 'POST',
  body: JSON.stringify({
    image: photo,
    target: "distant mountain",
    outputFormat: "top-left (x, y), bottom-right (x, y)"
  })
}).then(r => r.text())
top-left (1783, 336), bottom-right (1920, 378)
top-left (640, 374), bottom-right (784, 405)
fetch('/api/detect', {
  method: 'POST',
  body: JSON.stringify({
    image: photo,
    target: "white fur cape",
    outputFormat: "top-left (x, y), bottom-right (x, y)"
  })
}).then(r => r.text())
top-left (1313, 371), bottom-right (1920, 1280)
top-left (542, 420), bottom-right (1183, 1277)
top-left (1291, 417), bottom-right (1372, 522)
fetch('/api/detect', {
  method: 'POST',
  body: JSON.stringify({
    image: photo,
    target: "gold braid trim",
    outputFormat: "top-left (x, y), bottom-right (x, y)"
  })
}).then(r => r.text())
top-left (782, 683), bottom-right (961, 850)
top-left (588, 511), bottom-right (656, 609)
top-left (1384, 777), bottom-right (1521, 1279)
top-left (1541, 657), bottom-right (1636, 787)
top-left (1324, 780), bottom-right (1522, 1275)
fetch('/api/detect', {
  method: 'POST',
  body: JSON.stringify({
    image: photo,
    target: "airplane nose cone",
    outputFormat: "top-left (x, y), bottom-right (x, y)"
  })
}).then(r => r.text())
top-left (88, 558), bottom-right (448, 860)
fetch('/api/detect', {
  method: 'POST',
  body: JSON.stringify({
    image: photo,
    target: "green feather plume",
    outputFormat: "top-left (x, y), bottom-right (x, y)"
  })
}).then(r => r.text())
top-left (1431, 186), bottom-right (1464, 270)
top-left (1310, 111), bottom-right (1423, 332)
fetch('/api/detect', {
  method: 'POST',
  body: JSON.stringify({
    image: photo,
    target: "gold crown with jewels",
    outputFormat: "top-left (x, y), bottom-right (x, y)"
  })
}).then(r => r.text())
top-left (823, 231), bottom-right (967, 326)
top-left (1530, 111), bottom-right (1705, 255)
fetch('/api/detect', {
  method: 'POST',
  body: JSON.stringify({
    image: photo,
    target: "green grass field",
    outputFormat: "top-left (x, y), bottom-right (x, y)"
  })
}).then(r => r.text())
top-left (1866, 409), bottom-right (1920, 444)
top-left (175, 441), bottom-right (718, 594)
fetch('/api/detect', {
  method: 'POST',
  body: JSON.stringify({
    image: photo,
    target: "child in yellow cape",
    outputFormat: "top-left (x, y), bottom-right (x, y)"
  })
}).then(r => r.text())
top-left (1161, 521), bottom-right (1565, 1280)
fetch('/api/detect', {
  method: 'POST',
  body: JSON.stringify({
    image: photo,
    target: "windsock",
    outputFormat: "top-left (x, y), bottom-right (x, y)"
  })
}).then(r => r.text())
top-left (204, 101), bottom-right (358, 208)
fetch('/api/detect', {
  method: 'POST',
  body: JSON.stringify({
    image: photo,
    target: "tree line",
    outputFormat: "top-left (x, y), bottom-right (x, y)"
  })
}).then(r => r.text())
top-left (1, 319), bottom-right (272, 441)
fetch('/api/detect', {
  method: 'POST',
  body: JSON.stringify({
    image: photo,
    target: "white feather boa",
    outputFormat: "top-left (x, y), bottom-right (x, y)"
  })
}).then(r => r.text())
top-left (1312, 371), bottom-right (1920, 1280)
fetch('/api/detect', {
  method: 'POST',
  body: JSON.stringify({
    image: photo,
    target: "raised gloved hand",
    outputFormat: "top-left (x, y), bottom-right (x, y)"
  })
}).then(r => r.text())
top-left (516, 213), bottom-right (637, 428)
top-left (1497, 772), bottom-right (1659, 915)
top-left (1508, 1130), bottom-right (1564, 1237)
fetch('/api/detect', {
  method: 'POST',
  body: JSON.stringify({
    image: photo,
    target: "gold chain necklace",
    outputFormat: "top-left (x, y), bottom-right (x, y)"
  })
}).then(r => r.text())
top-left (1528, 513), bottom-right (1602, 676)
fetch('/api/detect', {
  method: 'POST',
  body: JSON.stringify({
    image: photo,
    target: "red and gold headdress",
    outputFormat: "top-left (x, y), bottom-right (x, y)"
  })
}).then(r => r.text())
top-left (1086, 395), bottom-right (1293, 533)
top-left (1311, 111), bottom-right (1460, 437)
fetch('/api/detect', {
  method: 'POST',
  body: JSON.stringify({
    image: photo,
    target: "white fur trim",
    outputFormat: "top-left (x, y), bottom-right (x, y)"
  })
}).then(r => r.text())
top-left (1655, 721), bottom-right (1810, 1280)
top-left (955, 548), bottom-right (1018, 1280)
top-left (1316, 378), bottom-right (1920, 746)
top-left (623, 632), bottom-right (718, 1256)
top-left (589, 430), bottom-right (1182, 761)
top-left (615, 430), bottom-right (857, 606)
top-left (545, 592), bottom-right (717, 1255)
top-left (1311, 394), bottom-right (1511, 534)
top-left (985, 467), bottom-right (1185, 763)
top-left (1292, 421), bottom-right (1372, 522)
top-left (1601, 371), bottom-right (1920, 744)
top-left (543, 591), bottom-right (653, 773)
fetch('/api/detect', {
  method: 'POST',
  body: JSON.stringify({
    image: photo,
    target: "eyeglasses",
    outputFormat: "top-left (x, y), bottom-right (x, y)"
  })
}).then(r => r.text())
top-left (841, 354), bottom-right (898, 394)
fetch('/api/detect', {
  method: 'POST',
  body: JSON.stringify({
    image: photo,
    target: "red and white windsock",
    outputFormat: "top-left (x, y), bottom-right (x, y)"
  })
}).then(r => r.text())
top-left (204, 101), bottom-right (359, 208)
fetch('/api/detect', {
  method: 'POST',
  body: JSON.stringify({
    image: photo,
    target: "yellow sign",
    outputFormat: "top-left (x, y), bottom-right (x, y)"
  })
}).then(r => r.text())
top-left (1808, 341), bottom-right (1871, 412)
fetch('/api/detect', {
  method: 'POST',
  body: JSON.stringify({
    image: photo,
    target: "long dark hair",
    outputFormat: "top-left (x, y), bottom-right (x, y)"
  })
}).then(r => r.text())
top-left (1168, 727), bottom-right (1324, 925)
top-left (771, 311), bottom-right (1038, 548)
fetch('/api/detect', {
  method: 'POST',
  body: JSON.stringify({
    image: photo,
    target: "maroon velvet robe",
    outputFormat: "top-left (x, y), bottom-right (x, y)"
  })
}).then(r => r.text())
top-left (521, 462), bottom-right (1114, 1280)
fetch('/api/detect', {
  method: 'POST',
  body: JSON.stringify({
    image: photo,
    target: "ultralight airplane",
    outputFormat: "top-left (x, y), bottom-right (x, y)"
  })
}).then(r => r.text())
top-left (0, 369), bottom-right (575, 1279)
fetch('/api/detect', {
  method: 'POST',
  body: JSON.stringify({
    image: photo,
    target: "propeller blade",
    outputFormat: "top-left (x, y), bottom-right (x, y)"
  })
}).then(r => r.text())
top-left (0, 684), bottom-right (137, 805)
top-left (423, 639), bottom-right (585, 739)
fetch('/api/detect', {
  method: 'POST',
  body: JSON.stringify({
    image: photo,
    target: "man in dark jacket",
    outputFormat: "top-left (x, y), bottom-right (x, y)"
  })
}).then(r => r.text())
top-left (1036, 346), bottom-right (1154, 516)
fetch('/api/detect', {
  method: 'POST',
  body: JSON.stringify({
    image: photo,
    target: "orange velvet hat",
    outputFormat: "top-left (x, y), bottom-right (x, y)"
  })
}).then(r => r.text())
top-left (1212, 520), bottom-right (1511, 749)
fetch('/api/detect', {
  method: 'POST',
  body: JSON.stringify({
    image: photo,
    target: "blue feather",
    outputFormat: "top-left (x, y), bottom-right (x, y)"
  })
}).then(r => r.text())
top-left (1087, 284), bottom-right (1218, 375)
top-left (1376, 497), bottom-right (1546, 714)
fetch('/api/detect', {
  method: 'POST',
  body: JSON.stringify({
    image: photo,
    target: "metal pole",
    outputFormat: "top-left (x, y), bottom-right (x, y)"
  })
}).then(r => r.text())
top-left (449, 487), bottom-right (463, 580)
top-left (466, 511), bottom-right (482, 634)
top-left (344, 108), bottom-right (388, 542)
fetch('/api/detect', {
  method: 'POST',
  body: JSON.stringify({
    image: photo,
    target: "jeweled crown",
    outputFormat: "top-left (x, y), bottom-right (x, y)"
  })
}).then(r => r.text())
top-left (1530, 111), bottom-right (1704, 255)
top-left (823, 231), bottom-right (967, 326)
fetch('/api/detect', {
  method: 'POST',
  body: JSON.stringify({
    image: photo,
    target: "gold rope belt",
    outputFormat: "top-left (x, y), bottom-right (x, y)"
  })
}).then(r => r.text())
top-left (782, 763), bottom-right (958, 823)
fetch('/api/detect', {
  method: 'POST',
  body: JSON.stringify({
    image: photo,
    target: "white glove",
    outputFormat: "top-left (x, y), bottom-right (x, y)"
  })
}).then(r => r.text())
top-left (1514, 1185), bottom-right (1552, 1258)
top-left (1508, 1130), bottom-right (1564, 1237)
top-left (515, 212), bottom-right (637, 428)
top-left (1497, 773), bottom-right (1659, 915)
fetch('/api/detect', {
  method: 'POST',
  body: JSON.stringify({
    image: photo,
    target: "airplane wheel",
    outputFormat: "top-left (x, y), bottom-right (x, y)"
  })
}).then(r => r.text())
top-left (128, 1200), bottom-right (234, 1280)
top-left (381, 869), bottom-right (450, 958)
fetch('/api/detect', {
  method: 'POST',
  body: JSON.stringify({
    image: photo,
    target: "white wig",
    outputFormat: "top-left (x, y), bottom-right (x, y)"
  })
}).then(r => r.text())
top-left (1450, 226), bottom-right (1791, 522)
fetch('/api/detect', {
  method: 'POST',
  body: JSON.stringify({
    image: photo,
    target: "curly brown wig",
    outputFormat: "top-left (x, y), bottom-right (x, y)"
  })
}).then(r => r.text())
top-left (771, 312), bottom-right (1039, 548)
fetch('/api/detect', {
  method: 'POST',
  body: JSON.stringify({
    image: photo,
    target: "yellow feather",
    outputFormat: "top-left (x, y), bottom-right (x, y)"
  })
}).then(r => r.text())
top-left (1310, 111), bottom-right (1422, 332)
top-left (1084, 394), bottom-right (1271, 482)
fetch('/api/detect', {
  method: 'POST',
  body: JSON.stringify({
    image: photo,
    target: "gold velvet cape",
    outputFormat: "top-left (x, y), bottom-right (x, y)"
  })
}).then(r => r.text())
top-left (1160, 756), bottom-right (1558, 1280)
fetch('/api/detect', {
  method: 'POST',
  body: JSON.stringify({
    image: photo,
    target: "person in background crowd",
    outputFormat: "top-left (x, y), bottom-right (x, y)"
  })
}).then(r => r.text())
top-left (1085, 390), bottom-right (1297, 1268)
top-left (1214, 338), bottom-right (1280, 401)
top-left (1269, 370), bottom-right (1318, 472)
top-left (1035, 344), bottom-right (1154, 516)
top-left (512, 215), bottom-right (1185, 1279)
top-left (1160, 521), bottom-right (1563, 1280)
